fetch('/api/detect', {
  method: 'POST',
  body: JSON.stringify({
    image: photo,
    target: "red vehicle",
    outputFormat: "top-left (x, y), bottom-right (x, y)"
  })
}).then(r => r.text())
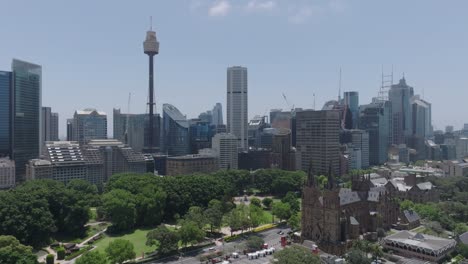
top-left (262, 243), bottom-right (269, 249)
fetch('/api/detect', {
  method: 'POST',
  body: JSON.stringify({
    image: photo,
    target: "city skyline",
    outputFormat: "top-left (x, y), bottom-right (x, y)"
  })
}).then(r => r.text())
top-left (1, 1), bottom-right (468, 137)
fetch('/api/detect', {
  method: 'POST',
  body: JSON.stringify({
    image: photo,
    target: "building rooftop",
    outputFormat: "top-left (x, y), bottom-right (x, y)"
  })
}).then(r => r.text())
top-left (403, 210), bottom-right (420, 223)
top-left (459, 231), bottom-right (468, 245)
top-left (384, 230), bottom-right (456, 253)
top-left (416, 182), bottom-right (433, 190)
top-left (76, 108), bottom-right (106, 116)
top-left (163, 103), bottom-right (189, 128)
top-left (168, 154), bottom-right (216, 160)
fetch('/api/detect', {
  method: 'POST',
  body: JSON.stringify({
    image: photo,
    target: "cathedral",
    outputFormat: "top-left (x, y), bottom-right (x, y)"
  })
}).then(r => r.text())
top-left (301, 166), bottom-right (400, 255)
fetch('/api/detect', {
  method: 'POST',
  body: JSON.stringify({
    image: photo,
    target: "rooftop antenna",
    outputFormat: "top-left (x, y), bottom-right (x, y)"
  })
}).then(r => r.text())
top-left (150, 16), bottom-right (153, 30)
top-left (313, 93), bottom-right (316, 110)
top-left (338, 67), bottom-right (342, 103)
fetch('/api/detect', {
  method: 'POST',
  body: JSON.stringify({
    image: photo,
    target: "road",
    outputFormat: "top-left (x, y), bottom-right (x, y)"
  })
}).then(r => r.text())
top-left (152, 226), bottom-right (290, 264)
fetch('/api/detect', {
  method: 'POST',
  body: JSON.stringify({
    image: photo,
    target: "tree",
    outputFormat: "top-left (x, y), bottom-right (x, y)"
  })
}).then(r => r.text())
top-left (282, 192), bottom-right (300, 212)
top-left (66, 179), bottom-right (101, 207)
top-left (250, 197), bottom-right (262, 207)
top-left (246, 236), bottom-right (264, 251)
top-left (184, 206), bottom-right (206, 229)
top-left (249, 204), bottom-right (264, 228)
top-left (56, 247), bottom-right (65, 260)
top-left (105, 239), bottom-right (136, 264)
top-left (376, 228), bottom-right (386, 241)
top-left (146, 225), bottom-right (180, 256)
top-left (288, 213), bottom-right (301, 230)
top-left (204, 200), bottom-right (223, 233)
top-left (370, 244), bottom-right (383, 261)
top-left (0, 235), bottom-right (38, 264)
top-left (272, 202), bottom-right (292, 222)
top-left (273, 245), bottom-right (320, 264)
top-left (46, 254), bottom-right (54, 264)
top-left (178, 220), bottom-right (205, 248)
top-left (76, 251), bottom-right (108, 264)
top-left (0, 191), bottom-right (56, 248)
top-left (457, 243), bottom-right (468, 259)
top-left (227, 208), bottom-right (242, 235)
top-left (101, 189), bottom-right (136, 232)
top-left (262, 197), bottom-right (273, 209)
top-left (346, 249), bottom-right (371, 264)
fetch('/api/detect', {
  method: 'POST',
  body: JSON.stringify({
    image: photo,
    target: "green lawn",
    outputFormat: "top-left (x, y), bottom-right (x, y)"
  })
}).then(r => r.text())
top-left (94, 229), bottom-right (157, 258)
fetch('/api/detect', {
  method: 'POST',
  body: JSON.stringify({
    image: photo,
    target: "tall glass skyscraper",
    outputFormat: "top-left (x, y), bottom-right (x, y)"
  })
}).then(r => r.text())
top-left (344, 91), bottom-right (359, 128)
top-left (0, 71), bottom-right (12, 157)
top-left (11, 59), bottom-right (42, 181)
top-left (163, 104), bottom-right (189, 156)
top-left (389, 78), bottom-right (414, 145)
top-left (227, 66), bottom-right (248, 150)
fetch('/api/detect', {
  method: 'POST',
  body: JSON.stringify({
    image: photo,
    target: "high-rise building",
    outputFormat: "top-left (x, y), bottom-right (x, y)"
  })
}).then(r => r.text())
top-left (410, 96), bottom-right (432, 160)
top-left (11, 59), bottom-right (42, 181)
top-left (113, 108), bottom-right (160, 153)
top-left (212, 103), bottom-right (223, 126)
top-left (66, 119), bottom-right (73, 141)
top-left (143, 25), bottom-right (160, 153)
top-left (295, 110), bottom-right (340, 175)
top-left (351, 129), bottom-right (369, 169)
top-left (189, 119), bottom-right (213, 154)
top-left (0, 158), bottom-right (15, 189)
top-left (389, 78), bottom-right (414, 145)
top-left (344, 91), bottom-right (359, 128)
top-left (166, 154), bottom-right (218, 176)
top-left (0, 71), bottom-right (12, 157)
top-left (271, 128), bottom-right (296, 171)
top-left (51, 113), bottom-right (59, 141)
top-left (446, 126), bottom-right (454, 133)
top-left (359, 101), bottom-right (391, 165)
top-left (41, 107), bottom-right (59, 147)
top-left (162, 104), bottom-right (190, 156)
top-left (71, 109), bottom-right (107, 144)
top-left (227, 66), bottom-right (248, 150)
top-left (248, 115), bottom-right (268, 147)
top-left (212, 133), bottom-right (238, 170)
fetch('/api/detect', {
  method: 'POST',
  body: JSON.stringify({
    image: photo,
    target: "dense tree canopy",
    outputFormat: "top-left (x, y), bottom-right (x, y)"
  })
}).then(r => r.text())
top-left (75, 251), bottom-right (107, 264)
top-left (101, 189), bottom-right (137, 232)
top-left (273, 245), bottom-right (320, 264)
top-left (146, 225), bottom-right (179, 256)
top-left (0, 235), bottom-right (38, 264)
top-left (105, 239), bottom-right (136, 264)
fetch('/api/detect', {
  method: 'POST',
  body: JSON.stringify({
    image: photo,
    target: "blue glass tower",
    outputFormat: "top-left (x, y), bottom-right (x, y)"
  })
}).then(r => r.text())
top-left (0, 71), bottom-right (12, 157)
top-left (162, 104), bottom-right (190, 156)
top-left (11, 59), bottom-right (42, 181)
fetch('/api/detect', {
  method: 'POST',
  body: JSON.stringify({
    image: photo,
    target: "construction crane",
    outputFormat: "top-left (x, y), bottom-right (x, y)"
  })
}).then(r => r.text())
top-left (124, 92), bottom-right (131, 145)
top-left (282, 93), bottom-right (295, 113)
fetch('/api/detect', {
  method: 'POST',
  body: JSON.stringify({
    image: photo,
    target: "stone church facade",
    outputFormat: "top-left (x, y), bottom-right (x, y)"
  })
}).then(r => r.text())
top-left (301, 167), bottom-right (400, 255)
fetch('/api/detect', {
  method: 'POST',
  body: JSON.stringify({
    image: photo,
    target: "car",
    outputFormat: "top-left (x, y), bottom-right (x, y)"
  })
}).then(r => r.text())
top-left (231, 252), bottom-right (239, 259)
top-left (208, 247), bottom-right (216, 251)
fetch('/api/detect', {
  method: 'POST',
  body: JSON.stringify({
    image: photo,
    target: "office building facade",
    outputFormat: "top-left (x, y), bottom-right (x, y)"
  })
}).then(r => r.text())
top-left (359, 101), bottom-right (391, 165)
top-left (41, 107), bottom-right (59, 146)
top-left (344, 91), bottom-right (359, 128)
top-left (113, 109), bottom-right (161, 153)
top-left (72, 109), bottom-right (107, 144)
top-left (0, 158), bottom-right (15, 189)
top-left (163, 104), bottom-right (190, 156)
top-left (212, 133), bottom-right (238, 170)
top-left (212, 103), bottom-right (223, 126)
top-left (11, 59), bottom-right (42, 181)
top-left (295, 110), bottom-right (340, 175)
top-left (351, 129), bottom-right (370, 169)
top-left (0, 71), bottom-right (12, 157)
top-left (389, 78), bottom-right (414, 145)
top-left (166, 154), bottom-right (218, 176)
top-left (227, 66), bottom-right (248, 150)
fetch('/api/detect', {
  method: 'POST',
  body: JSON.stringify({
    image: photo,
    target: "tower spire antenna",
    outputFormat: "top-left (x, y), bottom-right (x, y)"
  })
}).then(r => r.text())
top-left (150, 16), bottom-right (152, 30)
top-left (338, 67), bottom-right (342, 102)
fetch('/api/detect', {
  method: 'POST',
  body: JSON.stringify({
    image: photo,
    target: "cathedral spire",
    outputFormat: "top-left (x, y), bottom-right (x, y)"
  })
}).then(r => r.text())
top-left (307, 160), bottom-right (316, 187)
top-left (327, 163), bottom-right (336, 190)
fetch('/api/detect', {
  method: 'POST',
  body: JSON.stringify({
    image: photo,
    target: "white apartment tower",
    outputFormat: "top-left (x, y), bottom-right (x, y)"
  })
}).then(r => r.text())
top-left (227, 66), bottom-right (248, 150)
top-left (212, 133), bottom-right (238, 170)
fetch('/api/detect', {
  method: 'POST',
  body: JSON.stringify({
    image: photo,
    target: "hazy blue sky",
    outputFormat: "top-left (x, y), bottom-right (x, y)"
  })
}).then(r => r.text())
top-left (1, 0), bottom-right (467, 137)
